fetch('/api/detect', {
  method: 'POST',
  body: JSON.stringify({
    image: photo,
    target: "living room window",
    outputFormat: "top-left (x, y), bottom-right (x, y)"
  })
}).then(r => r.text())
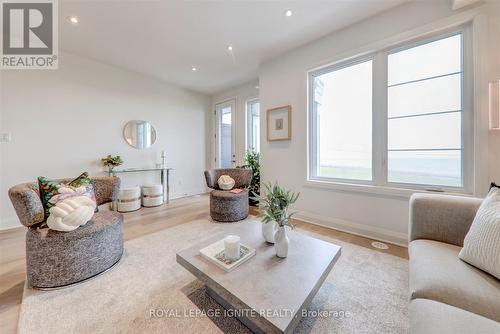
top-left (310, 59), bottom-right (373, 181)
top-left (309, 28), bottom-right (472, 192)
top-left (246, 98), bottom-right (261, 153)
top-left (387, 34), bottom-right (463, 188)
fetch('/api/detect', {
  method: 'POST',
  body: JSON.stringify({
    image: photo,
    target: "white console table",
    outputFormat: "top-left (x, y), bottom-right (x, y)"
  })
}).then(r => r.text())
top-left (107, 167), bottom-right (172, 204)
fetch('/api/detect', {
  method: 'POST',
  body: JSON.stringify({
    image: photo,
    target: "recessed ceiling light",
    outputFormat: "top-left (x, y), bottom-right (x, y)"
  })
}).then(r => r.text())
top-left (255, 85), bottom-right (259, 89)
top-left (68, 16), bottom-right (79, 24)
top-left (285, 9), bottom-right (293, 17)
top-left (227, 45), bottom-right (233, 51)
top-left (191, 67), bottom-right (197, 72)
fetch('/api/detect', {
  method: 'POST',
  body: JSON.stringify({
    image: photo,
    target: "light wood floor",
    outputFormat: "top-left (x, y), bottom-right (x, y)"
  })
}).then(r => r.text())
top-left (0, 194), bottom-right (407, 334)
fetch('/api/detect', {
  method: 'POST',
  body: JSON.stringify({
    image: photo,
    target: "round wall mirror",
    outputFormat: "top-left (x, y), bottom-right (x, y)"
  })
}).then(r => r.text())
top-left (123, 120), bottom-right (157, 149)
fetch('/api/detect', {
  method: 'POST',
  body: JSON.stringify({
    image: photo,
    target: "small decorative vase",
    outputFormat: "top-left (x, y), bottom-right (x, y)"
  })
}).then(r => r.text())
top-left (262, 221), bottom-right (277, 244)
top-left (274, 226), bottom-right (289, 258)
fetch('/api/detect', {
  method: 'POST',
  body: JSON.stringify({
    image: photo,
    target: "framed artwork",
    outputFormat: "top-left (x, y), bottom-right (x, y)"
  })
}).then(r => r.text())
top-left (267, 105), bottom-right (291, 141)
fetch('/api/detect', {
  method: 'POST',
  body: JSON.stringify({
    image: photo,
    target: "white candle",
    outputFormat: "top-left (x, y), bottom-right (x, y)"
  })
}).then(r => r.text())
top-left (224, 235), bottom-right (240, 260)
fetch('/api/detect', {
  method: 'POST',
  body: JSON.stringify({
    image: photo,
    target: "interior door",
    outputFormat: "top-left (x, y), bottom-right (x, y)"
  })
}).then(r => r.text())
top-left (215, 100), bottom-right (236, 168)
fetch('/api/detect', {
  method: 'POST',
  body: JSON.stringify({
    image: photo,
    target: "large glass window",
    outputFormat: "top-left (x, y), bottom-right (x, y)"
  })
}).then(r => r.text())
top-left (311, 60), bottom-right (373, 181)
top-left (387, 34), bottom-right (463, 187)
top-left (309, 30), bottom-right (470, 192)
top-left (246, 99), bottom-right (260, 152)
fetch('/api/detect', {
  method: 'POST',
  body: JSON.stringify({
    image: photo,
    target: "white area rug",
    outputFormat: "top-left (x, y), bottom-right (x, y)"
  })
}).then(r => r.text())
top-left (18, 217), bottom-right (409, 333)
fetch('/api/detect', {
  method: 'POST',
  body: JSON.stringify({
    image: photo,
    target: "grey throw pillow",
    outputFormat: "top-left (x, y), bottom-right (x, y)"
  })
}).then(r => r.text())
top-left (459, 187), bottom-right (500, 279)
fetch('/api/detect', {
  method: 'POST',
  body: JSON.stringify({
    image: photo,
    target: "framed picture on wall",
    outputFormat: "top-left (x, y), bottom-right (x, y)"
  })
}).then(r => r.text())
top-left (267, 105), bottom-right (291, 141)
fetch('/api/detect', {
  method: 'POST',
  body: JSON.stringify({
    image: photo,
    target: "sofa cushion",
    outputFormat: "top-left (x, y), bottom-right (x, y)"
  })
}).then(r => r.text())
top-left (409, 239), bottom-right (500, 321)
top-left (410, 299), bottom-right (500, 334)
top-left (459, 186), bottom-right (500, 280)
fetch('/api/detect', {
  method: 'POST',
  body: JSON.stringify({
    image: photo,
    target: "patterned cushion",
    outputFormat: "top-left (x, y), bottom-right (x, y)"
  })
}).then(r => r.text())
top-left (38, 172), bottom-right (98, 220)
top-left (459, 187), bottom-right (500, 280)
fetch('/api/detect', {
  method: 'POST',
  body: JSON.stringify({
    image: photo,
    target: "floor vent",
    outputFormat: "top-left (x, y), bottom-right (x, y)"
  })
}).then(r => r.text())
top-left (371, 241), bottom-right (389, 250)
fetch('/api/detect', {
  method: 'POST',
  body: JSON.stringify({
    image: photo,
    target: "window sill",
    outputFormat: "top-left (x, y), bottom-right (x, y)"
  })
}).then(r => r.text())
top-left (304, 179), bottom-right (473, 199)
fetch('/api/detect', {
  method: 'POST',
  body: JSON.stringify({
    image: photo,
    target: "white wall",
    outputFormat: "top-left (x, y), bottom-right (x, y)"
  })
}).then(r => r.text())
top-left (259, 0), bottom-right (500, 245)
top-left (211, 81), bottom-right (259, 167)
top-left (0, 52), bottom-right (211, 229)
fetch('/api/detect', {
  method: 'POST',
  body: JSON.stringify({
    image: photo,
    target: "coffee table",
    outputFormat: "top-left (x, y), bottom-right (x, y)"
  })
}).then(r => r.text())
top-left (176, 220), bottom-right (341, 333)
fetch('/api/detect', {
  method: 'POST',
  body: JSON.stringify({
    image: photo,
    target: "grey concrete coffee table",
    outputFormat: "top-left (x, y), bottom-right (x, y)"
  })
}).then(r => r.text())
top-left (176, 220), bottom-right (341, 334)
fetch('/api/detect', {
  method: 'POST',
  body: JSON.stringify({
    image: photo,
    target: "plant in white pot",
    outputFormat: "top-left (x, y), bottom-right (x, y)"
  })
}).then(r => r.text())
top-left (252, 182), bottom-right (299, 258)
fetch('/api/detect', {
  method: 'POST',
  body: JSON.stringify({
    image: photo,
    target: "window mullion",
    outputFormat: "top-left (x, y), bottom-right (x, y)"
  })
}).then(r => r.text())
top-left (372, 52), bottom-right (388, 186)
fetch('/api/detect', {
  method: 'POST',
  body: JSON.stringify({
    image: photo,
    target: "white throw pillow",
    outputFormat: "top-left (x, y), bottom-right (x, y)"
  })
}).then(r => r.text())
top-left (217, 175), bottom-right (235, 190)
top-left (459, 187), bottom-right (500, 279)
top-left (46, 196), bottom-right (97, 232)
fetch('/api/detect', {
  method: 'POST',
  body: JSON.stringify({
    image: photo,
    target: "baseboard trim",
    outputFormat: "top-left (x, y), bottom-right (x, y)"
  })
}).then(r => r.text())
top-left (170, 189), bottom-right (210, 200)
top-left (0, 220), bottom-right (23, 232)
top-left (294, 211), bottom-right (408, 247)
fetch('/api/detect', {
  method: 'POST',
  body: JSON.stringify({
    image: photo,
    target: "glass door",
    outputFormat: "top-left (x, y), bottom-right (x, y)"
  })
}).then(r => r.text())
top-left (246, 98), bottom-right (260, 152)
top-left (216, 100), bottom-right (235, 168)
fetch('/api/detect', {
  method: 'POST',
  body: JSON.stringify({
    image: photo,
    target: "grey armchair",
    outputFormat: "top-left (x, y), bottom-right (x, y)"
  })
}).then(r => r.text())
top-left (204, 168), bottom-right (253, 222)
top-left (8, 176), bottom-right (123, 289)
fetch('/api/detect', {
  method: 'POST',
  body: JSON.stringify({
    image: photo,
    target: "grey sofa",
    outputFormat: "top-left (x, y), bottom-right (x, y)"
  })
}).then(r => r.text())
top-left (204, 168), bottom-right (252, 222)
top-left (8, 176), bottom-right (123, 289)
top-left (408, 193), bottom-right (500, 333)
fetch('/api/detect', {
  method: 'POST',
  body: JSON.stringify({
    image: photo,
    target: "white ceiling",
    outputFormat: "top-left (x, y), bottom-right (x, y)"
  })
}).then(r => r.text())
top-left (60, 0), bottom-right (408, 95)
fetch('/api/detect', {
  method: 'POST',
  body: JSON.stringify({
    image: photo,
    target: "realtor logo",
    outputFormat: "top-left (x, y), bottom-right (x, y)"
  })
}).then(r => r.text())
top-left (1, 0), bottom-right (58, 69)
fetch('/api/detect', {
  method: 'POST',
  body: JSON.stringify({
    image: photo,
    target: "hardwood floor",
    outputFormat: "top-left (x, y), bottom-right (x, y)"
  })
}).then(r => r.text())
top-left (0, 194), bottom-right (407, 333)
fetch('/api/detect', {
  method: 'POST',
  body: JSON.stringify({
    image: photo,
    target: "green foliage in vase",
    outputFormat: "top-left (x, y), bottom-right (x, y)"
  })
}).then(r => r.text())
top-left (239, 150), bottom-right (260, 206)
top-left (101, 155), bottom-right (123, 170)
top-left (251, 182), bottom-right (300, 228)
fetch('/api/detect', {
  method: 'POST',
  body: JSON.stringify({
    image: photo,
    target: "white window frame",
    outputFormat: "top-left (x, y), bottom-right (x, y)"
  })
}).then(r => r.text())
top-left (245, 97), bottom-right (260, 152)
top-left (308, 55), bottom-right (375, 186)
top-left (307, 25), bottom-right (474, 195)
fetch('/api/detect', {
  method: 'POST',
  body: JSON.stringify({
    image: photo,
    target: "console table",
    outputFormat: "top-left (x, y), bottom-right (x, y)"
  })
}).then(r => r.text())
top-left (107, 167), bottom-right (172, 204)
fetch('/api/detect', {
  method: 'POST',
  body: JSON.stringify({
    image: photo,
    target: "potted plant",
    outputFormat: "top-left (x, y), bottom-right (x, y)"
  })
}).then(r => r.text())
top-left (101, 155), bottom-right (123, 173)
top-left (239, 150), bottom-right (260, 206)
top-left (252, 182), bottom-right (299, 258)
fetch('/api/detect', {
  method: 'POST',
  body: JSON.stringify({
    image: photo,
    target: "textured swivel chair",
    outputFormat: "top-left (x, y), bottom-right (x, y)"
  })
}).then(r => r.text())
top-left (8, 176), bottom-right (123, 289)
top-left (204, 168), bottom-right (253, 222)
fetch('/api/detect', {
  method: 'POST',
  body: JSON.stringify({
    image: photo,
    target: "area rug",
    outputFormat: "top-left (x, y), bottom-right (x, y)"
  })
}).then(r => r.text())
top-left (18, 217), bottom-right (409, 333)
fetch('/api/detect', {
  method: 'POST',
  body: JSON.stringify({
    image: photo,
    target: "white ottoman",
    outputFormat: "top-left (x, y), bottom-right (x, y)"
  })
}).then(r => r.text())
top-left (117, 186), bottom-right (141, 212)
top-left (142, 184), bottom-right (164, 207)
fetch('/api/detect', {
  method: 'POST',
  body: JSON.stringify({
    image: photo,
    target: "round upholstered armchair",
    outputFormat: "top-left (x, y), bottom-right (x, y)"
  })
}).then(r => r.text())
top-left (8, 176), bottom-right (123, 289)
top-left (204, 168), bottom-right (253, 222)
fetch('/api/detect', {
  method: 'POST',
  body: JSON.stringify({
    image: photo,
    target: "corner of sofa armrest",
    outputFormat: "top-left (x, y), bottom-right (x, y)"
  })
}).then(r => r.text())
top-left (408, 192), bottom-right (482, 246)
